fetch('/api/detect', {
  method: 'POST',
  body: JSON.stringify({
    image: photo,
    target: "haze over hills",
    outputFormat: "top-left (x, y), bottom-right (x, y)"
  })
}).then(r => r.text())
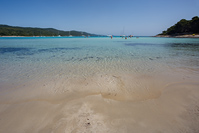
top-left (0, 25), bottom-right (100, 37)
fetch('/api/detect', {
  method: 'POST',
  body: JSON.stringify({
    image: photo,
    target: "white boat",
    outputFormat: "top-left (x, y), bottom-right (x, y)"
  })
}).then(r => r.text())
top-left (120, 35), bottom-right (126, 38)
top-left (69, 31), bottom-right (72, 37)
top-left (58, 31), bottom-right (61, 37)
top-left (120, 27), bottom-right (126, 38)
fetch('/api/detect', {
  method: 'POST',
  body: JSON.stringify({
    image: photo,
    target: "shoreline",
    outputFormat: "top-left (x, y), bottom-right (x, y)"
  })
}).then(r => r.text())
top-left (1, 36), bottom-right (199, 132)
top-left (0, 36), bottom-right (97, 37)
top-left (155, 34), bottom-right (199, 38)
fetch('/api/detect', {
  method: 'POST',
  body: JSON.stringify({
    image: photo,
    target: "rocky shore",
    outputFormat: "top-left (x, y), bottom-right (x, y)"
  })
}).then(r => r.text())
top-left (155, 34), bottom-right (199, 38)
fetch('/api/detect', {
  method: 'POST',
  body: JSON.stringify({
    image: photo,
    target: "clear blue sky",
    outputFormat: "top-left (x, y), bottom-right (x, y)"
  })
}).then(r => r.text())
top-left (0, 0), bottom-right (199, 36)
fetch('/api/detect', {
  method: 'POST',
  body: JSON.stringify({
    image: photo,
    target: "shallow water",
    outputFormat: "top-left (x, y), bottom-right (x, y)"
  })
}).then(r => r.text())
top-left (1, 37), bottom-right (199, 80)
top-left (0, 37), bottom-right (199, 133)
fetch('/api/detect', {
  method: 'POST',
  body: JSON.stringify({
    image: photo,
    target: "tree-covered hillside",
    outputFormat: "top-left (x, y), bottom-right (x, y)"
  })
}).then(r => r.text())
top-left (0, 25), bottom-right (98, 36)
top-left (159, 16), bottom-right (199, 35)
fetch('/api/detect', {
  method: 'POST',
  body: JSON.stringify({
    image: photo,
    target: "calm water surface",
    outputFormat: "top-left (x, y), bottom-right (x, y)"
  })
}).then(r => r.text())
top-left (0, 37), bottom-right (199, 84)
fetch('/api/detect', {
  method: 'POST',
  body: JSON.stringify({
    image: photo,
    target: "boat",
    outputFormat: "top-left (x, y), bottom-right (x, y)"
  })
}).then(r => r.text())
top-left (120, 35), bottom-right (126, 38)
top-left (69, 31), bottom-right (72, 37)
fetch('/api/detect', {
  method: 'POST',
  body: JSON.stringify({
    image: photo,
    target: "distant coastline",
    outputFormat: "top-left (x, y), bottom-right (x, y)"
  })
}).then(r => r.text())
top-left (155, 34), bottom-right (199, 38)
top-left (0, 36), bottom-right (105, 37)
top-left (0, 24), bottom-right (100, 37)
top-left (0, 36), bottom-right (80, 37)
top-left (0, 36), bottom-right (26, 37)
top-left (156, 16), bottom-right (199, 38)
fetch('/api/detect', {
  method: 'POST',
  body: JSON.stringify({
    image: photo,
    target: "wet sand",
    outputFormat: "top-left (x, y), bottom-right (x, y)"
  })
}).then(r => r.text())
top-left (0, 68), bottom-right (199, 133)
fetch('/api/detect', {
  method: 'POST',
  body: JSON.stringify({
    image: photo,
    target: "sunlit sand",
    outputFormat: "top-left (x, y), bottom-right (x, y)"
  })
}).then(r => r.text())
top-left (1, 67), bottom-right (199, 133)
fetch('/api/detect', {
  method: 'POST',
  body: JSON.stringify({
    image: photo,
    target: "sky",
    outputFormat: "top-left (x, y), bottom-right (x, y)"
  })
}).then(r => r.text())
top-left (0, 0), bottom-right (199, 36)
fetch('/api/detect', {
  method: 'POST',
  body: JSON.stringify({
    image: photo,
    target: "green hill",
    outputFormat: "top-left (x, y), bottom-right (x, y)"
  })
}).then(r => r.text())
top-left (0, 25), bottom-right (98, 36)
top-left (159, 16), bottom-right (199, 35)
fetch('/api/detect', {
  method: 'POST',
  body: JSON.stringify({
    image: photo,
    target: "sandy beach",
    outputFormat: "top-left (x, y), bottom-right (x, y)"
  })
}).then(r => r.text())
top-left (1, 0), bottom-right (199, 131)
top-left (0, 37), bottom-right (199, 133)
top-left (0, 68), bottom-right (199, 133)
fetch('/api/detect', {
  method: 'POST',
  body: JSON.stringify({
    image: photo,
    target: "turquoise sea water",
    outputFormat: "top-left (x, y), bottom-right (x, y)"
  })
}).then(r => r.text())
top-left (0, 36), bottom-right (199, 85)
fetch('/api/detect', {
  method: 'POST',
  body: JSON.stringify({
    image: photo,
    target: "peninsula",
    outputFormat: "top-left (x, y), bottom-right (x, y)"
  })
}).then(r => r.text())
top-left (156, 16), bottom-right (199, 38)
top-left (0, 25), bottom-right (98, 37)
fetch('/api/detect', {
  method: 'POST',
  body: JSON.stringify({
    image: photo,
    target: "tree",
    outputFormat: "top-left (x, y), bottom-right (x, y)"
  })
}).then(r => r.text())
top-left (159, 16), bottom-right (199, 35)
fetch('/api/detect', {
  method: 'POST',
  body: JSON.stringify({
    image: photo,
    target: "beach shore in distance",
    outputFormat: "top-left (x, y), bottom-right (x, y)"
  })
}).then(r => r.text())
top-left (155, 34), bottom-right (199, 38)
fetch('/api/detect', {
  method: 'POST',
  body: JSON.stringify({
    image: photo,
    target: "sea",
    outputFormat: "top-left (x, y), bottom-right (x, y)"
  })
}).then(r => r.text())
top-left (0, 36), bottom-right (199, 132)
top-left (1, 36), bottom-right (199, 82)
